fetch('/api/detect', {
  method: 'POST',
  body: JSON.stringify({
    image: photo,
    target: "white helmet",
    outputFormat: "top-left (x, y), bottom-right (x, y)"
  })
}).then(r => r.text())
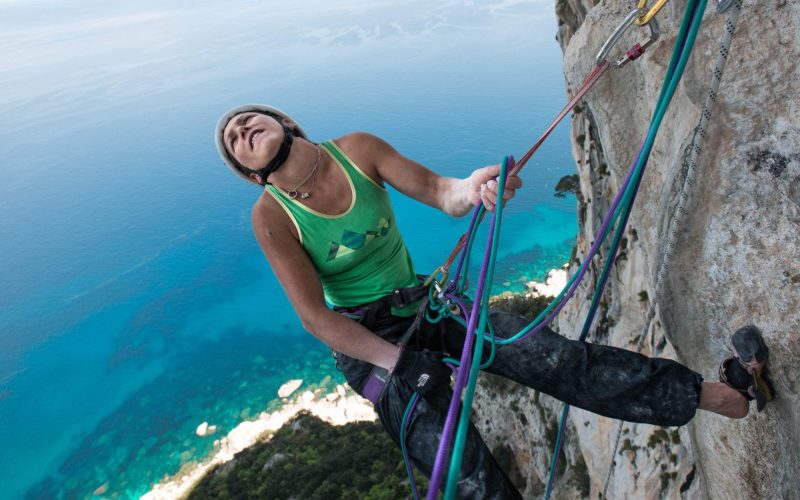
top-left (215, 104), bottom-right (308, 183)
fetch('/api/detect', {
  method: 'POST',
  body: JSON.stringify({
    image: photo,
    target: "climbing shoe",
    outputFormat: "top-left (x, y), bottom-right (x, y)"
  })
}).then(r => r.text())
top-left (718, 325), bottom-right (775, 412)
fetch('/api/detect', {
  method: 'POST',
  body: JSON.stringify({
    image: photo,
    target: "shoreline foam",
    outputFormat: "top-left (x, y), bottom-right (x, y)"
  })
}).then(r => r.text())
top-left (142, 384), bottom-right (376, 500)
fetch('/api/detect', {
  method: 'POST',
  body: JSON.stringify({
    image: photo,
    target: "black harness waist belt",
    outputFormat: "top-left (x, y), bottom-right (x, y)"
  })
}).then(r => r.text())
top-left (334, 275), bottom-right (430, 330)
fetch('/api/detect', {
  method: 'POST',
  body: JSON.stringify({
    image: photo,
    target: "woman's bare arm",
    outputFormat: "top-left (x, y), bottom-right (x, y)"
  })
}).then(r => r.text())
top-left (251, 196), bottom-right (401, 370)
top-left (340, 132), bottom-right (522, 215)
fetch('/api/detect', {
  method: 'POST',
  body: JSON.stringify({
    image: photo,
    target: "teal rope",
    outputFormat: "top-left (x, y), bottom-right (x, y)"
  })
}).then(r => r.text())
top-left (401, 393), bottom-right (422, 500)
top-left (416, 3), bottom-right (709, 496)
top-left (543, 0), bottom-right (708, 496)
top-left (443, 157), bottom-right (510, 499)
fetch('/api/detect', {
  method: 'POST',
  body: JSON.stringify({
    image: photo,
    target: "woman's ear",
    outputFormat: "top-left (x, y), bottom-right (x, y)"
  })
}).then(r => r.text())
top-left (249, 173), bottom-right (263, 185)
top-left (281, 117), bottom-right (299, 135)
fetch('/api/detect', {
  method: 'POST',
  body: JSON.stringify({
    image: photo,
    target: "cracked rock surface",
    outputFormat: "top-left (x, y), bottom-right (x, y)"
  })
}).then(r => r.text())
top-left (474, 1), bottom-right (799, 498)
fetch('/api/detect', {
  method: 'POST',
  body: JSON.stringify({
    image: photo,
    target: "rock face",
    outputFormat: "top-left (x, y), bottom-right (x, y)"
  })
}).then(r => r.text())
top-left (474, 1), bottom-right (799, 498)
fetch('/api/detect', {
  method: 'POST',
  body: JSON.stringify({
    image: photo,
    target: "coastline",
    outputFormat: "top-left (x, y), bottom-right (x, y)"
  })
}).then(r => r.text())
top-left (526, 265), bottom-right (568, 298)
top-left (142, 265), bottom-right (567, 499)
top-left (142, 384), bottom-right (376, 500)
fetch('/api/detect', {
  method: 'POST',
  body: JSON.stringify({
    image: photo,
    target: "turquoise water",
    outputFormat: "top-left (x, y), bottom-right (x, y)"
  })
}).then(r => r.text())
top-left (0, 1), bottom-right (577, 498)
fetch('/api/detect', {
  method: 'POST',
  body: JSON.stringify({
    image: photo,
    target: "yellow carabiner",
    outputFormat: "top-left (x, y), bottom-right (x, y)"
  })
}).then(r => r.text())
top-left (635, 0), bottom-right (668, 25)
top-left (423, 267), bottom-right (448, 288)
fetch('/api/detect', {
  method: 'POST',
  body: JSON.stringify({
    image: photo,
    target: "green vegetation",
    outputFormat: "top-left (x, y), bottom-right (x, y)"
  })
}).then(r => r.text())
top-left (569, 451), bottom-right (590, 497)
top-left (554, 174), bottom-right (580, 199)
top-left (187, 412), bottom-right (428, 500)
top-left (647, 428), bottom-right (670, 449)
top-left (188, 293), bottom-right (557, 499)
top-left (489, 292), bottom-right (552, 321)
top-left (620, 438), bottom-right (635, 453)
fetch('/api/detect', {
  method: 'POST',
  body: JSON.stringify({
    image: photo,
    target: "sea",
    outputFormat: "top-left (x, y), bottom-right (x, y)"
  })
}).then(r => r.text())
top-left (0, 1), bottom-right (578, 498)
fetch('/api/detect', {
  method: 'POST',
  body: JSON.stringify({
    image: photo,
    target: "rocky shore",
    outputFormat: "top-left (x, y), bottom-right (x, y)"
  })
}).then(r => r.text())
top-left (142, 383), bottom-right (376, 500)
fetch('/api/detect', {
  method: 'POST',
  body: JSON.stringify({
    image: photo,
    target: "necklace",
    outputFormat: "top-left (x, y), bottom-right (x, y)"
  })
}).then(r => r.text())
top-left (284, 146), bottom-right (321, 200)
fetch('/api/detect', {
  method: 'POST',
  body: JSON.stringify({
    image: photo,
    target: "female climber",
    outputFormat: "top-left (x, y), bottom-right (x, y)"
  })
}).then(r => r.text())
top-left (214, 104), bottom-right (773, 499)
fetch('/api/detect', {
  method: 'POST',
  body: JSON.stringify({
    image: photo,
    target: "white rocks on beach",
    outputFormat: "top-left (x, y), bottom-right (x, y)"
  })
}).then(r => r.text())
top-left (142, 384), bottom-right (376, 500)
top-left (526, 266), bottom-right (568, 297)
top-left (195, 422), bottom-right (218, 437)
top-left (277, 379), bottom-right (303, 398)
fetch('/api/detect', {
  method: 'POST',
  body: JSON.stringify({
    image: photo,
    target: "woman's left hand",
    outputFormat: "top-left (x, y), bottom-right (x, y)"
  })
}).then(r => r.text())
top-left (466, 164), bottom-right (523, 212)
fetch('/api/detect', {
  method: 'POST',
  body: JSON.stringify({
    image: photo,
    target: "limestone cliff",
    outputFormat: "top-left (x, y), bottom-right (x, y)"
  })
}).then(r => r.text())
top-left (474, 1), bottom-right (799, 498)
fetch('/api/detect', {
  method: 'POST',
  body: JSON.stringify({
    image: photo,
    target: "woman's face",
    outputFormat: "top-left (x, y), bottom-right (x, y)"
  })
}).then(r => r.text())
top-left (223, 112), bottom-right (286, 171)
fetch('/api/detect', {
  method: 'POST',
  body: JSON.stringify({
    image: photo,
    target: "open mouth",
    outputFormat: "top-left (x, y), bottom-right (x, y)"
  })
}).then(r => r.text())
top-left (248, 129), bottom-right (263, 150)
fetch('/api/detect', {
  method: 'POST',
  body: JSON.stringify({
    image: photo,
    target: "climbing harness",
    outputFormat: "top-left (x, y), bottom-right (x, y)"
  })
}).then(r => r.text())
top-left (335, 277), bottom-right (432, 404)
top-left (601, 1), bottom-right (744, 496)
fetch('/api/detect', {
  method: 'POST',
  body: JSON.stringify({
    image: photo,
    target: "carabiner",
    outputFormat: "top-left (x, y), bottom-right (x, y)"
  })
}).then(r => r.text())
top-left (616, 17), bottom-right (659, 68)
top-left (596, 8), bottom-right (645, 66)
top-left (635, 0), bottom-right (669, 26)
top-left (596, 9), bottom-right (660, 68)
top-left (423, 267), bottom-right (446, 287)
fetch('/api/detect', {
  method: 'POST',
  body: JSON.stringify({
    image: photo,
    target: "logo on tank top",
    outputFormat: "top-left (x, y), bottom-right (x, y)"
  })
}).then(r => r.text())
top-left (326, 217), bottom-right (391, 261)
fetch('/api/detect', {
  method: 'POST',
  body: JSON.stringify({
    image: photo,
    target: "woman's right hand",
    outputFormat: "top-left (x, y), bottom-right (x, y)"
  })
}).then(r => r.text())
top-left (391, 348), bottom-right (452, 397)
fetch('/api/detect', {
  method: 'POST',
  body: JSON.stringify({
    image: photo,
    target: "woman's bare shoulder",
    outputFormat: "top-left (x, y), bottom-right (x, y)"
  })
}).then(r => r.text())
top-left (251, 192), bottom-right (300, 242)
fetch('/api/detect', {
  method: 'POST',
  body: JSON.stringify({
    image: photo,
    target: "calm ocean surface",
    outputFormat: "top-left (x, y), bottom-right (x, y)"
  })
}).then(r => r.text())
top-left (0, 1), bottom-right (577, 498)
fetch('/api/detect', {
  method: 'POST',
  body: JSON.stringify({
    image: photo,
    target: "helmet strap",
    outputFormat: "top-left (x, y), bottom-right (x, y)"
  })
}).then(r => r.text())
top-left (247, 124), bottom-right (294, 185)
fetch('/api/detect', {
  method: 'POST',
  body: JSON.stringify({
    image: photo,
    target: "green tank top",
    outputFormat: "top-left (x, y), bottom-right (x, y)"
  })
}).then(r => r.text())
top-left (265, 140), bottom-right (419, 312)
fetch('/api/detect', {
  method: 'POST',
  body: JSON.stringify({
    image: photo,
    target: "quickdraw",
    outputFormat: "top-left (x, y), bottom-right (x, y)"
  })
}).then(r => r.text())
top-left (596, 8), bottom-right (660, 67)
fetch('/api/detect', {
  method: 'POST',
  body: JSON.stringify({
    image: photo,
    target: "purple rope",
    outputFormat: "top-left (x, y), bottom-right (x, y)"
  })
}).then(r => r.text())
top-left (450, 204), bottom-right (482, 286)
top-left (446, 293), bottom-right (471, 319)
top-left (499, 140), bottom-right (646, 343)
top-left (426, 209), bottom-right (498, 498)
top-left (424, 144), bottom-right (645, 496)
top-left (545, 147), bottom-right (651, 498)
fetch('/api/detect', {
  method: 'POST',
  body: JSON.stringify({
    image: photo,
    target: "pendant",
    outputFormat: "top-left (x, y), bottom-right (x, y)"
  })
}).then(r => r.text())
top-left (300, 192), bottom-right (311, 199)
